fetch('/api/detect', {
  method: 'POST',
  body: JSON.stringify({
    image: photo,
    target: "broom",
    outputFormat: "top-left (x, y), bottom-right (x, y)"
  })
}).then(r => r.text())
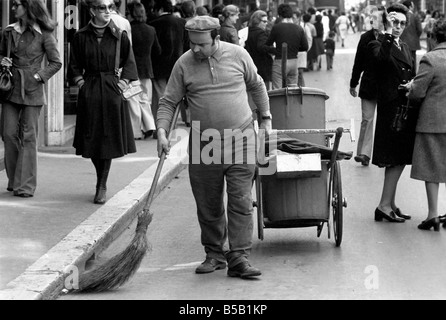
top-left (75, 104), bottom-right (181, 293)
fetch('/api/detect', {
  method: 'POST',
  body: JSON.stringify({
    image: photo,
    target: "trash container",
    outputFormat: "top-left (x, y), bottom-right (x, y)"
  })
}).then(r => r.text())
top-left (268, 86), bottom-right (329, 145)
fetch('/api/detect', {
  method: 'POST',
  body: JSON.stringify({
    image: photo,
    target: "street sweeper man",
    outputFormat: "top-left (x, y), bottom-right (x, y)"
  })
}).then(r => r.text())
top-left (156, 15), bottom-right (272, 279)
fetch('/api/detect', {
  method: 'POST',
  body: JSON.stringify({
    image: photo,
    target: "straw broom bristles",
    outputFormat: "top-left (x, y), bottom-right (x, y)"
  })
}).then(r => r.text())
top-left (73, 105), bottom-right (181, 293)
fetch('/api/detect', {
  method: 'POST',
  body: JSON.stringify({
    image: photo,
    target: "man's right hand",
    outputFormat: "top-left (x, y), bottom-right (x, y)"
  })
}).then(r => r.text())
top-left (349, 87), bottom-right (357, 97)
top-left (156, 128), bottom-right (170, 158)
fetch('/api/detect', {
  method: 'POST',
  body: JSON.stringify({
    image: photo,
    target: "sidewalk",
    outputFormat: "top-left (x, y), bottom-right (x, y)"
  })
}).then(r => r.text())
top-left (0, 125), bottom-right (189, 299)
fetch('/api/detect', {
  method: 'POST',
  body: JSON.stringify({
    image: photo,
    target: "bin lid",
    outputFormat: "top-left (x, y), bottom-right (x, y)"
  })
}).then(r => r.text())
top-left (268, 86), bottom-right (329, 100)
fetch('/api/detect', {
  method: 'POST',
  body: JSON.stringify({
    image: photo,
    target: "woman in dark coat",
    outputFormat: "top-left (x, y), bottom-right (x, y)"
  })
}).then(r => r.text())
top-left (368, 3), bottom-right (415, 223)
top-left (69, 0), bottom-right (138, 204)
top-left (245, 10), bottom-right (275, 90)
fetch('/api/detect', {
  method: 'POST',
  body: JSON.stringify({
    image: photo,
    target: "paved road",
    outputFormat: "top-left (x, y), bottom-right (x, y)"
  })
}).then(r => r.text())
top-left (58, 31), bottom-right (446, 301)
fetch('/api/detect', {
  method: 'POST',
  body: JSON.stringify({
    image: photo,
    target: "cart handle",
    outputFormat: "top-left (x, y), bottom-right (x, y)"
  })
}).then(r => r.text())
top-left (272, 127), bottom-right (355, 142)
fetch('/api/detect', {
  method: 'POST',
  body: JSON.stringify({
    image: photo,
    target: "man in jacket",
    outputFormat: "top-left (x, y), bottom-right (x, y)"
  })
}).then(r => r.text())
top-left (349, 6), bottom-right (385, 166)
top-left (156, 16), bottom-right (272, 279)
top-left (149, 0), bottom-right (187, 136)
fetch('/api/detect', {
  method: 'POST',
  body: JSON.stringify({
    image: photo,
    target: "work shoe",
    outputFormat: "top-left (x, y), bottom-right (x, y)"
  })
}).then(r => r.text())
top-left (354, 154), bottom-right (370, 166)
top-left (195, 258), bottom-right (226, 274)
top-left (227, 261), bottom-right (261, 279)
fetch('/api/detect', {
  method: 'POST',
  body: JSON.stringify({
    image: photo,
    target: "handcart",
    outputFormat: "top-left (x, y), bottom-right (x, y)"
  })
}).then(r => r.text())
top-left (253, 127), bottom-right (350, 247)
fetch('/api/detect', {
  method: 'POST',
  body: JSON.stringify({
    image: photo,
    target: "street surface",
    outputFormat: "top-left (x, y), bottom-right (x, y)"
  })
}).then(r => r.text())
top-left (53, 31), bottom-right (445, 300)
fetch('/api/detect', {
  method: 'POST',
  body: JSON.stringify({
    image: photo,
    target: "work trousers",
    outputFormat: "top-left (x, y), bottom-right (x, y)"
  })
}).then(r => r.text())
top-left (2, 102), bottom-right (42, 195)
top-left (356, 98), bottom-right (376, 158)
top-left (188, 124), bottom-right (256, 268)
top-left (272, 58), bottom-right (298, 89)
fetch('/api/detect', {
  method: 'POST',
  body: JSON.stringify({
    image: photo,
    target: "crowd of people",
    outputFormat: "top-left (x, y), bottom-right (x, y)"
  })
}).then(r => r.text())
top-left (1, 0), bottom-right (446, 282)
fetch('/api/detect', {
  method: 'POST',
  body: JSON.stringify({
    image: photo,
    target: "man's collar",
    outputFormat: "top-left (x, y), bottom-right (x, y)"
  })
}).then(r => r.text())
top-left (9, 22), bottom-right (42, 35)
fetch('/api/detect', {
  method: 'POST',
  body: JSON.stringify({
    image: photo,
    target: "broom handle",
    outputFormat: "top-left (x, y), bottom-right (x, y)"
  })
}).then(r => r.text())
top-left (143, 103), bottom-right (181, 211)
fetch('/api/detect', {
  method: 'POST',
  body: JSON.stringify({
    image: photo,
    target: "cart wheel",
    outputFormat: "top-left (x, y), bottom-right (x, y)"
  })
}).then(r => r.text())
top-left (332, 162), bottom-right (343, 247)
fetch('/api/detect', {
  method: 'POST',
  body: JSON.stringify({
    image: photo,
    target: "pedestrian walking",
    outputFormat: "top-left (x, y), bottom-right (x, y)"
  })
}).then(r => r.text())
top-left (349, 6), bottom-right (386, 167)
top-left (69, 0), bottom-right (138, 204)
top-left (266, 4), bottom-right (308, 89)
top-left (0, 0), bottom-right (61, 197)
top-left (220, 5), bottom-right (240, 45)
top-left (245, 10), bottom-right (275, 90)
top-left (149, 0), bottom-right (186, 138)
top-left (110, 0), bottom-right (132, 43)
top-left (296, 11), bottom-right (313, 86)
top-left (126, 1), bottom-right (160, 139)
top-left (407, 19), bottom-right (446, 231)
top-left (156, 16), bottom-right (272, 279)
top-left (335, 12), bottom-right (350, 47)
top-left (369, 3), bottom-right (415, 223)
top-left (324, 31), bottom-right (336, 70)
top-left (310, 14), bottom-right (325, 70)
top-left (400, 1), bottom-right (422, 71)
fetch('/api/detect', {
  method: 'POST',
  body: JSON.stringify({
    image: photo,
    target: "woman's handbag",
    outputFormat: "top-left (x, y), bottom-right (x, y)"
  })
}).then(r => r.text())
top-left (114, 31), bottom-right (142, 101)
top-left (391, 99), bottom-right (419, 133)
top-left (0, 35), bottom-right (14, 100)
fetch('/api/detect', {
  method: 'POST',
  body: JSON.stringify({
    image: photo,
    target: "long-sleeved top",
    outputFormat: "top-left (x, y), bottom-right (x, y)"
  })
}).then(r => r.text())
top-left (156, 41), bottom-right (270, 135)
top-left (265, 22), bottom-right (308, 59)
top-left (408, 42), bottom-right (446, 133)
top-left (0, 23), bottom-right (61, 106)
top-left (220, 19), bottom-right (239, 45)
top-left (349, 29), bottom-right (380, 100)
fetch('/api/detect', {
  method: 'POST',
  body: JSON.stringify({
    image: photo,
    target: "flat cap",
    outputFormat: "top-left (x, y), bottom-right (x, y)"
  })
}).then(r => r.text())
top-left (185, 16), bottom-right (221, 32)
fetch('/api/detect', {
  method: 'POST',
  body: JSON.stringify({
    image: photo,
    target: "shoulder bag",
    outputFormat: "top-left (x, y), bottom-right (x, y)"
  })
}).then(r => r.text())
top-left (0, 35), bottom-right (14, 101)
top-left (114, 30), bottom-right (142, 101)
top-left (391, 98), bottom-right (419, 133)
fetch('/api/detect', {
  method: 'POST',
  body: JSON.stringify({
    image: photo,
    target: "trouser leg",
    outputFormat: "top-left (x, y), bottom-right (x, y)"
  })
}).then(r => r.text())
top-left (2, 102), bottom-right (20, 190)
top-left (224, 163), bottom-right (256, 268)
top-left (356, 99), bottom-right (376, 158)
top-left (4, 103), bottom-right (41, 195)
top-left (189, 163), bottom-right (227, 262)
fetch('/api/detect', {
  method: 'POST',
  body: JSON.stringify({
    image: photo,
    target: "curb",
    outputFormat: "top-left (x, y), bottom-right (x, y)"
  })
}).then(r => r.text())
top-left (0, 135), bottom-right (189, 300)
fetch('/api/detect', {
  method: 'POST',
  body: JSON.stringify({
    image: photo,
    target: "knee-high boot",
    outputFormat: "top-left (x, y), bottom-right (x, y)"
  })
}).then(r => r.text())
top-left (92, 158), bottom-right (112, 204)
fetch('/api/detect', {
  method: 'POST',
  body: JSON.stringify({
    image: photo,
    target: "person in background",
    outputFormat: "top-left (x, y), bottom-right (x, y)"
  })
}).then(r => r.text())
top-left (349, 5), bottom-right (386, 167)
top-left (266, 3), bottom-right (308, 89)
top-left (324, 30), bottom-right (336, 70)
top-left (69, 0), bottom-right (138, 204)
top-left (400, 0), bottom-right (422, 71)
top-left (311, 14), bottom-right (325, 70)
top-left (127, 1), bottom-right (160, 139)
top-left (368, 3), bottom-right (415, 223)
top-left (245, 10), bottom-right (275, 91)
top-left (0, 0), bottom-right (61, 197)
top-left (111, 0), bottom-right (132, 43)
top-left (408, 19), bottom-right (446, 231)
top-left (156, 16), bottom-right (272, 279)
top-left (196, 6), bottom-right (208, 16)
top-left (220, 4), bottom-right (240, 45)
top-left (335, 11), bottom-right (350, 47)
top-left (424, 10), bottom-right (440, 52)
top-left (296, 11), bottom-right (313, 86)
top-left (149, 0), bottom-right (186, 138)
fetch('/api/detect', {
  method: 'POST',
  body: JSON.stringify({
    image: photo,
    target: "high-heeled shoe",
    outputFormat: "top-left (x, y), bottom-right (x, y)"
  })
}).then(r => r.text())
top-left (374, 208), bottom-right (405, 223)
top-left (394, 208), bottom-right (411, 220)
top-left (439, 214), bottom-right (446, 223)
top-left (418, 217), bottom-right (440, 231)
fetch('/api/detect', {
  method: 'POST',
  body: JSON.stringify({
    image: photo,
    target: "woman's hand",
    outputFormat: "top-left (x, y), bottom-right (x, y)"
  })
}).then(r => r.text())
top-left (386, 12), bottom-right (397, 33)
top-left (1, 57), bottom-right (12, 68)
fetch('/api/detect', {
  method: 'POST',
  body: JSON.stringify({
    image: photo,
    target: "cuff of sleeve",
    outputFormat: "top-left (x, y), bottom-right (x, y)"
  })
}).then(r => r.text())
top-left (156, 120), bottom-right (170, 133)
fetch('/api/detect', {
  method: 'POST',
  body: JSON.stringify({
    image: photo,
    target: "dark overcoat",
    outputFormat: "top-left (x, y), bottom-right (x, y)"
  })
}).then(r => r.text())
top-left (369, 33), bottom-right (416, 167)
top-left (69, 21), bottom-right (138, 159)
top-left (149, 14), bottom-right (186, 80)
top-left (349, 28), bottom-right (379, 100)
top-left (130, 21), bottom-right (161, 80)
top-left (245, 26), bottom-right (275, 82)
